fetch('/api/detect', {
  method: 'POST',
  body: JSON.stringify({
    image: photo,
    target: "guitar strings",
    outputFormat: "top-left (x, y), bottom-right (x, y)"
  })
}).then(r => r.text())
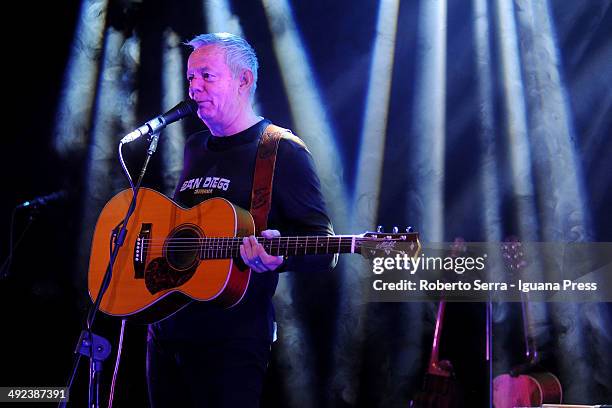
top-left (136, 237), bottom-right (412, 246)
top-left (138, 238), bottom-right (413, 251)
top-left (129, 242), bottom-right (414, 259)
top-left (132, 237), bottom-right (417, 258)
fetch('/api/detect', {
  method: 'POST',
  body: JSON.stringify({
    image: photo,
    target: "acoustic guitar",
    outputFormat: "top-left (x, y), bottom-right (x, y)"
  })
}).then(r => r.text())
top-left (493, 238), bottom-right (562, 408)
top-left (88, 188), bottom-right (420, 323)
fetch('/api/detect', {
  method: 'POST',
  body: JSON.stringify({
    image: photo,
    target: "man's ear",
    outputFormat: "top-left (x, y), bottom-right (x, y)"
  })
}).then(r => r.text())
top-left (239, 69), bottom-right (254, 94)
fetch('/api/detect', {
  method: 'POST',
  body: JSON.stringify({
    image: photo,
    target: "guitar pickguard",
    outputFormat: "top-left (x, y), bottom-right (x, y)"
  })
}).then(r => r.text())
top-left (144, 257), bottom-right (197, 294)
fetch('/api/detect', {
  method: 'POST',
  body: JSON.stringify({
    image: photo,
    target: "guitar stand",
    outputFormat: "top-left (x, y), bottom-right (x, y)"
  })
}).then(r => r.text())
top-left (59, 134), bottom-right (161, 408)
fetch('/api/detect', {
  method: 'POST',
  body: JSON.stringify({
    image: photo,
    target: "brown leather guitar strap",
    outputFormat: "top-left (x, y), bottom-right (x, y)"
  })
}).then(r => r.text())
top-left (250, 124), bottom-right (286, 235)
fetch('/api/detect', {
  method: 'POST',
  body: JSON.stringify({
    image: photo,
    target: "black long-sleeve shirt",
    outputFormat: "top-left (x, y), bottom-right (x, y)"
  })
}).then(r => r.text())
top-left (150, 119), bottom-right (336, 342)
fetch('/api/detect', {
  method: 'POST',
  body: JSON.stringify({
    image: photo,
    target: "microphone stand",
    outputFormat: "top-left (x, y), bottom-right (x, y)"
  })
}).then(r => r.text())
top-left (60, 133), bottom-right (161, 408)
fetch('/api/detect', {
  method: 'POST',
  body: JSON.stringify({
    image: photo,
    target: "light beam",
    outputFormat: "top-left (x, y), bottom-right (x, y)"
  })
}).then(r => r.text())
top-left (53, 0), bottom-right (110, 157)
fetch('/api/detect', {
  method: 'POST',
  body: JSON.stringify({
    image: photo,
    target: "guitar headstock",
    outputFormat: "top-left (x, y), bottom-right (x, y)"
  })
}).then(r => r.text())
top-left (501, 236), bottom-right (527, 272)
top-left (450, 236), bottom-right (467, 258)
top-left (362, 231), bottom-right (420, 241)
top-left (357, 229), bottom-right (420, 258)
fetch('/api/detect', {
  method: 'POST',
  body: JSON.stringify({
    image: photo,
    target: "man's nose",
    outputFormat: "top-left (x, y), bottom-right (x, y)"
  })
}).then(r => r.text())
top-left (189, 77), bottom-right (205, 94)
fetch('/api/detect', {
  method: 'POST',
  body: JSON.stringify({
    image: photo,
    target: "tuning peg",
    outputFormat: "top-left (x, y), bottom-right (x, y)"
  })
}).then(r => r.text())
top-left (406, 226), bottom-right (414, 233)
top-left (392, 226), bottom-right (399, 233)
top-left (377, 225), bottom-right (384, 233)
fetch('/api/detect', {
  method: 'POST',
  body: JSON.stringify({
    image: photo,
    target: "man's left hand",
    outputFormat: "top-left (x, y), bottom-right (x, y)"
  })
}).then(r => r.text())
top-left (240, 229), bottom-right (284, 272)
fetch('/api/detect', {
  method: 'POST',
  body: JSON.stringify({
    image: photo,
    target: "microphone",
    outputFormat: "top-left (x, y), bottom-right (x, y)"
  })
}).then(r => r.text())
top-left (17, 190), bottom-right (68, 209)
top-left (120, 99), bottom-right (198, 144)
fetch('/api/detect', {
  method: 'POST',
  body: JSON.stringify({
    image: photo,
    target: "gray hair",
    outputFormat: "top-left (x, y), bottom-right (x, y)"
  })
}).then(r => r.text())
top-left (186, 32), bottom-right (259, 98)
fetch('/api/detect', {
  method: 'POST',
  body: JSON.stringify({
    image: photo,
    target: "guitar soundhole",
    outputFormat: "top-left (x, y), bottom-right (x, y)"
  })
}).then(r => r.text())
top-left (165, 225), bottom-right (202, 271)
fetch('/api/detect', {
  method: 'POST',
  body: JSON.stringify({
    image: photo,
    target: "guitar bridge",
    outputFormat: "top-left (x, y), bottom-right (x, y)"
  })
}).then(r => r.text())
top-left (134, 223), bottom-right (152, 279)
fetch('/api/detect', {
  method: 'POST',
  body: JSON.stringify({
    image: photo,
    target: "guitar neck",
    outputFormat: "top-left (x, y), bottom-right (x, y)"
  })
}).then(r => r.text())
top-left (520, 293), bottom-right (540, 364)
top-left (427, 301), bottom-right (452, 377)
top-left (198, 236), bottom-right (360, 259)
top-left (503, 238), bottom-right (540, 364)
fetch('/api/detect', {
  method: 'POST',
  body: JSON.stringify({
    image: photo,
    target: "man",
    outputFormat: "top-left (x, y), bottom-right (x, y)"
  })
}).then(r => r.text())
top-left (147, 33), bottom-right (336, 407)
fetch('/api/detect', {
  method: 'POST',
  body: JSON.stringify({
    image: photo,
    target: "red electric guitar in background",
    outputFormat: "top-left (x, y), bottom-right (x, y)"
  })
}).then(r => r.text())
top-left (493, 237), bottom-right (562, 408)
top-left (411, 238), bottom-right (466, 408)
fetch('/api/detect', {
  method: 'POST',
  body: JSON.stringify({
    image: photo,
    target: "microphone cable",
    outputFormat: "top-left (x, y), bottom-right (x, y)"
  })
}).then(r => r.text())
top-left (107, 319), bottom-right (127, 408)
top-left (1, 205), bottom-right (36, 279)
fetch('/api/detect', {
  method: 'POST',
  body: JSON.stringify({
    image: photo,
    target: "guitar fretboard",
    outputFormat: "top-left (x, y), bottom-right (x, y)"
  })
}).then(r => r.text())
top-left (196, 236), bottom-right (358, 259)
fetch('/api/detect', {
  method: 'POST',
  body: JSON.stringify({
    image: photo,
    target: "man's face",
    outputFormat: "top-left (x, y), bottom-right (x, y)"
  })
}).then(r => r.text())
top-left (187, 45), bottom-right (243, 127)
